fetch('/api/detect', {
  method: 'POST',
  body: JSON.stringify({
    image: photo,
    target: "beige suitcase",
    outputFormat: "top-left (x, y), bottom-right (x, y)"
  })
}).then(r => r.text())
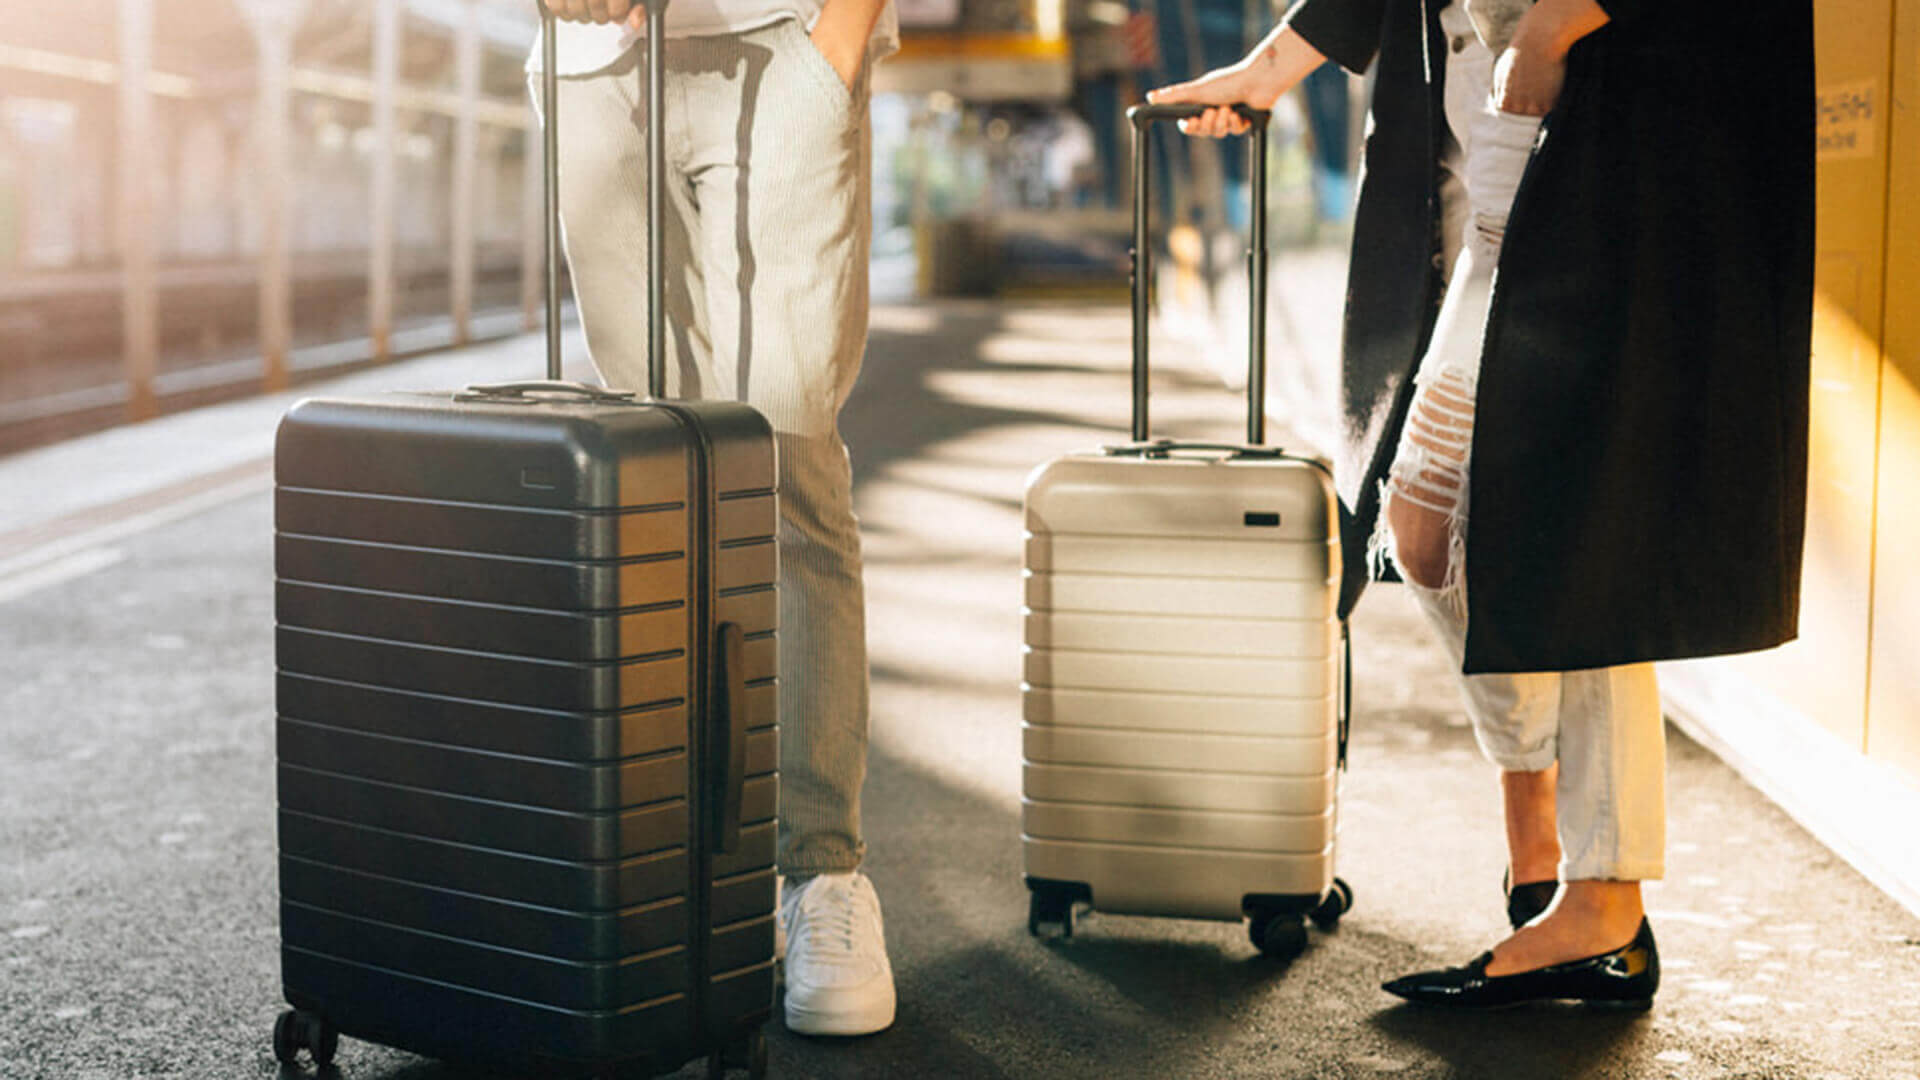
top-left (1021, 103), bottom-right (1351, 958)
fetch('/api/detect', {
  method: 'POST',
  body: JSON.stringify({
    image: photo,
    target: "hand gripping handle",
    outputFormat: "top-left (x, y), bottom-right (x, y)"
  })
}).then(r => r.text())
top-left (1124, 102), bottom-right (1271, 446)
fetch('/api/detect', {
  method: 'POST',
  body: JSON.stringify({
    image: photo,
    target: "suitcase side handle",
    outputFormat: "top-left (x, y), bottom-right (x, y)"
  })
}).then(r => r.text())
top-left (710, 620), bottom-right (749, 853)
top-left (1125, 103), bottom-right (1270, 446)
top-left (537, 1), bottom-right (669, 395)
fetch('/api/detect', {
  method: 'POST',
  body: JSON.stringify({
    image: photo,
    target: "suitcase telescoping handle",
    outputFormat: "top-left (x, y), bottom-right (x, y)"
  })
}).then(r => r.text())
top-left (537, 0), bottom-right (669, 396)
top-left (1126, 103), bottom-right (1270, 446)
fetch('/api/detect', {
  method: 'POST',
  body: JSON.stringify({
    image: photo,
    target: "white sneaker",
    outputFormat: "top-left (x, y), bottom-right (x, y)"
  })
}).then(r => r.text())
top-left (778, 872), bottom-right (897, 1036)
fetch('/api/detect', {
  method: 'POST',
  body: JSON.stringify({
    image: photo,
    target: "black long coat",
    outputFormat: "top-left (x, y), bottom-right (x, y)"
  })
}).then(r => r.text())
top-left (1288, 0), bottom-right (1815, 673)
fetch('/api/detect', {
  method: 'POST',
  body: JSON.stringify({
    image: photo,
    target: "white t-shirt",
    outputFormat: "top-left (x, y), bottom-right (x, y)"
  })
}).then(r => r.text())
top-left (528, 0), bottom-right (899, 77)
top-left (1459, 0), bottom-right (1532, 53)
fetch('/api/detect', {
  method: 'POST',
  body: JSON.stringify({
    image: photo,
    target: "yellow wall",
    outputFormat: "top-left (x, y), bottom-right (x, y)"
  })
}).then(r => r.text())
top-left (1717, 0), bottom-right (1920, 776)
top-left (1868, 1), bottom-right (1920, 771)
top-left (1722, 0), bottom-right (1894, 750)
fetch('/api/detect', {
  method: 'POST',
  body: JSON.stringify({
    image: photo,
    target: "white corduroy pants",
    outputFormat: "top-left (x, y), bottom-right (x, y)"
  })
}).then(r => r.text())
top-left (541, 21), bottom-right (874, 876)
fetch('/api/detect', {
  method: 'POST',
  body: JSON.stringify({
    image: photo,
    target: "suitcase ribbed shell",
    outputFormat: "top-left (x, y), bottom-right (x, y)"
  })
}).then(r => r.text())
top-left (1021, 451), bottom-right (1341, 921)
top-left (274, 391), bottom-right (777, 1074)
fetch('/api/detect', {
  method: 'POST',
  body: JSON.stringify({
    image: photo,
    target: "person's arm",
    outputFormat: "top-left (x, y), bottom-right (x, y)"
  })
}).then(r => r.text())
top-left (809, 0), bottom-right (888, 90)
top-left (1493, 0), bottom-right (1611, 115)
top-left (1144, 22), bottom-right (1328, 137)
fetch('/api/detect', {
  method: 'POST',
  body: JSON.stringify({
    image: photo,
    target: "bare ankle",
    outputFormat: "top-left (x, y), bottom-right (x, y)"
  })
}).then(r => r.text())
top-left (1509, 849), bottom-right (1561, 886)
top-left (1550, 881), bottom-right (1644, 930)
top-left (1502, 766), bottom-right (1561, 885)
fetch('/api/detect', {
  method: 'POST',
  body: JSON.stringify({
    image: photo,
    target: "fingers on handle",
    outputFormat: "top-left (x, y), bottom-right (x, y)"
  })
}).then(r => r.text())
top-left (1177, 107), bottom-right (1249, 139)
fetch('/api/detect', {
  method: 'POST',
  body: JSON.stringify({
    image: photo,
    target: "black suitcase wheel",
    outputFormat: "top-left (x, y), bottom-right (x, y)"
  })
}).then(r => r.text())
top-left (1309, 877), bottom-right (1354, 930)
top-left (272, 1009), bottom-right (338, 1069)
top-left (1248, 911), bottom-right (1308, 959)
top-left (706, 1028), bottom-right (768, 1079)
top-left (1027, 886), bottom-right (1077, 940)
top-left (272, 1010), bottom-right (299, 1066)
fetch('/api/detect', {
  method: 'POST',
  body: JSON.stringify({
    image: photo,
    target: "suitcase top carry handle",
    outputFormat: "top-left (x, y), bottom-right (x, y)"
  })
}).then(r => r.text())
top-left (1128, 102), bottom-right (1267, 125)
top-left (1125, 102), bottom-right (1270, 447)
top-left (458, 379), bottom-right (639, 403)
top-left (537, 1), bottom-right (669, 395)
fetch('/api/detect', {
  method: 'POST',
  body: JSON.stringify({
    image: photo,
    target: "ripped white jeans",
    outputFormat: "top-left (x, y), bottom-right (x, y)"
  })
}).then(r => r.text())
top-left (1378, 2), bottom-right (1666, 882)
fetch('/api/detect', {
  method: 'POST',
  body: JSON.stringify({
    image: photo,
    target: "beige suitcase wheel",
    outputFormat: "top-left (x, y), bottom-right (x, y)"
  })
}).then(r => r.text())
top-left (1026, 877), bottom-right (1092, 940)
top-left (1247, 908), bottom-right (1309, 959)
top-left (1309, 877), bottom-right (1354, 930)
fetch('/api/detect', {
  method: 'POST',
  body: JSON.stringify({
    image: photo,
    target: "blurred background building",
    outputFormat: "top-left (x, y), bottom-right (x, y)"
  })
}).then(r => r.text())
top-left (0, 0), bottom-right (1359, 453)
top-left (0, 0), bottom-right (555, 452)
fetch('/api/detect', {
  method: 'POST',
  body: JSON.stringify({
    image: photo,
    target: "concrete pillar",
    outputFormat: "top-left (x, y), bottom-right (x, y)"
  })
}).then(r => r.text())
top-left (242, 0), bottom-right (306, 391)
top-left (370, 0), bottom-right (401, 359)
top-left (450, 1), bottom-right (482, 345)
top-left (118, 0), bottom-right (159, 421)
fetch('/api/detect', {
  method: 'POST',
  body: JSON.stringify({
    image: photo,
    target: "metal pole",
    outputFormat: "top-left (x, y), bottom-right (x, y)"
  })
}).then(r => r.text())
top-left (117, 0), bottom-right (158, 421)
top-left (646, 4), bottom-right (666, 400)
top-left (1247, 121), bottom-right (1267, 446)
top-left (254, 16), bottom-right (294, 392)
top-left (520, 111), bottom-right (542, 332)
top-left (1130, 117), bottom-right (1151, 443)
top-left (369, 0), bottom-right (399, 359)
top-left (543, 8), bottom-right (562, 379)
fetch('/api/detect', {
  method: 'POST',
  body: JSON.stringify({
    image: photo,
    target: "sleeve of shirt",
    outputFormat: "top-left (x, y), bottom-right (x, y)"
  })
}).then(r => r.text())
top-left (1281, 0), bottom-right (1390, 75)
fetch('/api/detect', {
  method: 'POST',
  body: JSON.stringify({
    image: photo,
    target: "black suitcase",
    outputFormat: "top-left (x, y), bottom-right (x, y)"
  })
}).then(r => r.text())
top-left (269, 4), bottom-right (778, 1075)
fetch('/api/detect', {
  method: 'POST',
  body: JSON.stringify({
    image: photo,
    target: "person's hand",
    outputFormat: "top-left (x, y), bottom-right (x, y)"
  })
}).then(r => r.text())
top-left (1490, 41), bottom-right (1566, 116)
top-left (810, 19), bottom-right (863, 90)
top-left (808, 0), bottom-right (887, 91)
top-left (1493, 0), bottom-right (1611, 116)
top-left (1146, 63), bottom-right (1269, 137)
top-left (1145, 24), bottom-right (1325, 138)
top-left (546, 0), bottom-right (646, 29)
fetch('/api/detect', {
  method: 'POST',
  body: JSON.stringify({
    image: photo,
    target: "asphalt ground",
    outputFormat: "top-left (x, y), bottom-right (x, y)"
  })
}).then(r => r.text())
top-left (4, 298), bottom-right (1920, 1080)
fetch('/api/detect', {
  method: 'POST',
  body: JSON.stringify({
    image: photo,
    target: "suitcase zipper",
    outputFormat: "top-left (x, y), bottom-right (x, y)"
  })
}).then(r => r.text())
top-left (657, 403), bottom-right (732, 1050)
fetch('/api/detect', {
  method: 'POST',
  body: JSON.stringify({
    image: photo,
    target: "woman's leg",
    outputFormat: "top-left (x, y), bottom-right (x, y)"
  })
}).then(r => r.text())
top-left (1385, 4), bottom-right (1667, 978)
top-left (1487, 663), bottom-right (1666, 973)
top-left (1504, 764), bottom-right (1562, 891)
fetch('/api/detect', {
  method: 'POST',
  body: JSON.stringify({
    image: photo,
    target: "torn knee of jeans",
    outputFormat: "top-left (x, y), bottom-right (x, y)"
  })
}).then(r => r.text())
top-left (1472, 212), bottom-right (1507, 254)
top-left (1382, 366), bottom-right (1477, 605)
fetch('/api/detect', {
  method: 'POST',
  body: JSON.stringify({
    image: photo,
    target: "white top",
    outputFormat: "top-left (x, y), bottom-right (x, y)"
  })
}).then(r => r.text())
top-left (1459, 0), bottom-right (1532, 52)
top-left (528, 0), bottom-right (899, 77)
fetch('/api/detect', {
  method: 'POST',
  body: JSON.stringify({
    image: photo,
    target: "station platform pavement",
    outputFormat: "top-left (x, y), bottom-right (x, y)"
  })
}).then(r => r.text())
top-left (2, 292), bottom-right (1918, 1080)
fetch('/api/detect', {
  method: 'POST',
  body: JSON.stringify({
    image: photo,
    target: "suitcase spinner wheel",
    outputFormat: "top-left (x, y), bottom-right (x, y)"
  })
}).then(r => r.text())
top-left (1244, 878), bottom-right (1352, 960)
top-left (271, 1008), bottom-right (338, 1069)
top-left (705, 1028), bottom-right (769, 1079)
top-left (1026, 877), bottom-right (1092, 939)
top-left (1309, 876), bottom-right (1355, 930)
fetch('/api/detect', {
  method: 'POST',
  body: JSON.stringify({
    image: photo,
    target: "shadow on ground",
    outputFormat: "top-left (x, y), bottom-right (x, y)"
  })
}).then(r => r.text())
top-left (4, 301), bottom-right (1917, 1080)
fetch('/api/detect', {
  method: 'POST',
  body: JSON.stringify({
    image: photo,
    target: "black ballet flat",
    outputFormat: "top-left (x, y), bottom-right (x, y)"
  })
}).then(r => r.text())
top-left (1505, 876), bottom-right (1559, 929)
top-left (1382, 918), bottom-right (1659, 1010)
